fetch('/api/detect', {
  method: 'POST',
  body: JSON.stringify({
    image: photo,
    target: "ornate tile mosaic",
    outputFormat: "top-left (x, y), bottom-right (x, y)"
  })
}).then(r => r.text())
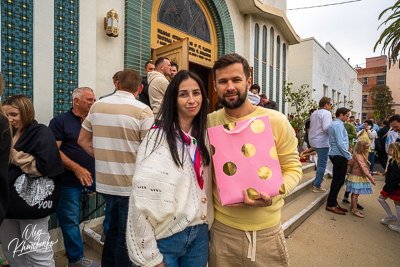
top-left (269, 66), bottom-right (273, 100)
top-left (1, 0), bottom-right (33, 99)
top-left (254, 59), bottom-right (258, 85)
top-left (276, 69), bottom-right (280, 108)
top-left (262, 63), bottom-right (266, 95)
top-left (53, 0), bottom-right (79, 116)
top-left (282, 72), bottom-right (286, 114)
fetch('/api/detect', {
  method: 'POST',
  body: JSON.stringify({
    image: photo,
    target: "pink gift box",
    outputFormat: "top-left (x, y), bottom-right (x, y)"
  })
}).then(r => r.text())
top-left (208, 115), bottom-right (284, 205)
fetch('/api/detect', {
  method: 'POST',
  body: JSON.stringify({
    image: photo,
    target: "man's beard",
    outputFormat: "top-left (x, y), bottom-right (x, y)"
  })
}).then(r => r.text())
top-left (218, 89), bottom-right (247, 109)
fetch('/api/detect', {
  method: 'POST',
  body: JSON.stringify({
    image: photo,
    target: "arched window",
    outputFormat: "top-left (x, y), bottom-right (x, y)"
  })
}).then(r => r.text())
top-left (262, 26), bottom-right (266, 62)
top-left (254, 24), bottom-right (259, 84)
top-left (282, 43), bottom-right (287, 114)
top-left (262, 26), bottom-right (267, 94)
top-left (158, 0), bottom-right (211, 43)
top-left (276, 36), bottom-right (280, 69)
top-left (269, 27), bottom-right (274, 100)
top-left (276, 36), bottom-right (281, 110)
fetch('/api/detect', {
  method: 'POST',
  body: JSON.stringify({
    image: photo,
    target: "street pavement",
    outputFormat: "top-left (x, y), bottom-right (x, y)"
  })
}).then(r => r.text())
top-left (286, 164), bottom-right (400, 266)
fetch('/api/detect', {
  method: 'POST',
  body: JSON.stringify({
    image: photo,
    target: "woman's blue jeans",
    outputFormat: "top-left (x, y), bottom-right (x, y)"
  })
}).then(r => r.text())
top-left (156, 224), bottom-right (209, 267)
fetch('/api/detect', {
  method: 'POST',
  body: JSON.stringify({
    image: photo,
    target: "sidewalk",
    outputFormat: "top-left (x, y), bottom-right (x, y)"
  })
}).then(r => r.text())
top-left (286, 172), bottom-right (400, 266)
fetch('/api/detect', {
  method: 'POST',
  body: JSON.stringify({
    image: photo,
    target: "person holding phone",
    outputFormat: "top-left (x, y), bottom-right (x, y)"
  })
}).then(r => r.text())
top-left (357, 120), bottom-right (377, 172)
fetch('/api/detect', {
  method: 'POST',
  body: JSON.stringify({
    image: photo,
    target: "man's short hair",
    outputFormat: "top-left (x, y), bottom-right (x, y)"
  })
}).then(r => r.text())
top-left (335, 107), bottom-right (350, 118)
top-left (349, 115), bottom-right (354, 119)
top-left (260, 93), bottom-right (267, 99)
top-left (118, 69), bottom-right (142, 92)
top-left (72, 87), bottom-right (93, 101)
top-left (112, 71), bottom-right (120, 83)
top-left (319, 96), bottom-right (331, 108)
top-left (382, 119), bottom-right (389, 126)
top-left (309, 108), bottom-right (316, 115)
top-left (144, 60), bottom-right (153, 69)
top-left (250, 84), bottom-right (260, 93)
top-left (155, 57), bottom-right (169, 68)
top-left (389, 114), bottom-right (400, 123)
top-left (213, 53), bottom-right (250, 81)
top-left (170, 62), bottom-right (179, 71)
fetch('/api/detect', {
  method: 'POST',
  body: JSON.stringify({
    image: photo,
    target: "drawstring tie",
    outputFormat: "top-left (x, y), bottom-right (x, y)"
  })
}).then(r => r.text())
top-left (245, 230), bottom-right (257, 262)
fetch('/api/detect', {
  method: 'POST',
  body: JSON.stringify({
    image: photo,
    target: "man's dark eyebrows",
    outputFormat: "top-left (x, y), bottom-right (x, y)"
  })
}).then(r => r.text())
top-left (217, 76), bottom-right (242, 82)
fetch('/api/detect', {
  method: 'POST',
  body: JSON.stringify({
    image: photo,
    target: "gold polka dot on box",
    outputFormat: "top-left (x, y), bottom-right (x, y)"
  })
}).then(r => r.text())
top-left (207, 116), bottom-right (284, 206)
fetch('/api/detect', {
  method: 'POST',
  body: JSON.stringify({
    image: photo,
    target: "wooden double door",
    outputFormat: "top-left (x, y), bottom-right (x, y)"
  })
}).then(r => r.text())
top-left (152, 38), bottom-right (218, 112)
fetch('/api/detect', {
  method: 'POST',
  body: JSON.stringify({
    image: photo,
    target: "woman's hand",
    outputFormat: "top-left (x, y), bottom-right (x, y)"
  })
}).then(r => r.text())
top-left (373, 171), bottom-right (381, 175)
top-left (155, 262), bottom-right (165, 267)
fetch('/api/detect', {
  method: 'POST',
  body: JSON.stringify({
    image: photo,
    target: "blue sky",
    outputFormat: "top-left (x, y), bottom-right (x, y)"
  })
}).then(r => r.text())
top-left (286, 0), bottom-right (394, 68)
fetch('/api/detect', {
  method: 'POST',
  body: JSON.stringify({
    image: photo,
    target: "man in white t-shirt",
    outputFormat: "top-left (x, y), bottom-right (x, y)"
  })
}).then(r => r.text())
top-left (309, 96), bottom-right (333, 192)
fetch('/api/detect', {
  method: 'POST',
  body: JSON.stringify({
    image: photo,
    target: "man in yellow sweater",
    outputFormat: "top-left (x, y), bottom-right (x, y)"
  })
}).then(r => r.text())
top-left (207, 53), bottom-right (302, 267)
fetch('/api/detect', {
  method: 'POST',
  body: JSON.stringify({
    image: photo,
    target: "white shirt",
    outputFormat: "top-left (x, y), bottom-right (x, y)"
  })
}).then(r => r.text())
top-left (386, 130), bottom-right (399, 153)
top-left (309, 108), bottom-right (332, 148)
top-left (247, 90), bottom-right (261, 105)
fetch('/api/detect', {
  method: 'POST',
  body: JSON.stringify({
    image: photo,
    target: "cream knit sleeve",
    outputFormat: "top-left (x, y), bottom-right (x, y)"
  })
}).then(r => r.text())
top-left (126, 132), bottom-right (176, 267)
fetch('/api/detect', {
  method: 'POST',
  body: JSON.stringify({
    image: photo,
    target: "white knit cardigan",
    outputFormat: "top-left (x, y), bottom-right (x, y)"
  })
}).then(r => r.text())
top-left (126, 129), bottom-right (214, 267)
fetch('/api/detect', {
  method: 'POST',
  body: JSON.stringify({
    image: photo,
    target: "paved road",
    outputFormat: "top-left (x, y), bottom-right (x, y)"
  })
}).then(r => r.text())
top-left (286, 172), bottom-right (400, 266)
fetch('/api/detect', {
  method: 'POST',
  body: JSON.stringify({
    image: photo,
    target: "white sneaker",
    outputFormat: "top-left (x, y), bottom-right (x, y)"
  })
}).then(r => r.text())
top-left (68, 257), bottom-right (101, 267)
top-left (381, 216), bottom-right (398, 225)
top-left (313, 186), bottom-right (326, 193)
top-left (388, 224), bottom-right (400, 233)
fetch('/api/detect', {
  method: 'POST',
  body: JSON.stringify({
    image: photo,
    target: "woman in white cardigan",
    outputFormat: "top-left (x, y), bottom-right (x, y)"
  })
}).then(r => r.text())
top-left (126, 70), bottom-right (213, 267)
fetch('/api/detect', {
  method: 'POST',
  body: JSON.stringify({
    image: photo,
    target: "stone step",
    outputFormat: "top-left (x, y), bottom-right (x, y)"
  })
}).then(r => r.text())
top-left (281, 175), bottom-right (332, 237)
top-left (301, 162), bottom-right (316, 174)
top-left (284, 171), bottom-right (316, 205)
top-left (83, 223), bottom-right (104, 255)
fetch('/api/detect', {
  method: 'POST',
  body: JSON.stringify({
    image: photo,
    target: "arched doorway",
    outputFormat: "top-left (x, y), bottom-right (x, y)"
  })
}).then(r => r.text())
top-left (150, 0), bottom-right (219, 111)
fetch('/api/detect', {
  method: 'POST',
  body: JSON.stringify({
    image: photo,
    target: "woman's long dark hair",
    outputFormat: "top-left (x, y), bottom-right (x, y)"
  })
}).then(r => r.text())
top-left (150, 70), bottom-right (210, 167)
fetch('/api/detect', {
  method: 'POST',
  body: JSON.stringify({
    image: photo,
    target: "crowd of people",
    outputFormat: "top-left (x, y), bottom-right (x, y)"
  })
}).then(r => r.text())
top-left (0, 52), bottom-right (399, 267)
top-left (304, 96), bottom-right (400, 227)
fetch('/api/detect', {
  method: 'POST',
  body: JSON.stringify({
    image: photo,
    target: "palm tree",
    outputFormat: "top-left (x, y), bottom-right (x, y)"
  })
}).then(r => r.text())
top-left (374, 0), bottom-right (400, 68)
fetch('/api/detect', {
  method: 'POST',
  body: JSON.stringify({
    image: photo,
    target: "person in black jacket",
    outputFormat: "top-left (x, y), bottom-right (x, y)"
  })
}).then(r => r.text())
top-left (377, 142), bottom-right (400, 233)
top-left (376, 119), bottom-right (390, 168)
top-left (0, 72), bottom-right (12, 226)
top-left (260, 93), bottom-right (278, 111)
top-left (0, 94), bottom-right (64, 266)
top-left (138, 60), bottom-right (155, 107)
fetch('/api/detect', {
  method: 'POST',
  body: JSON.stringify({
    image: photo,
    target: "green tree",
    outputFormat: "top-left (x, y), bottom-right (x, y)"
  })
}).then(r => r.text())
top-left (374, 0), bottom-right (400, 68)
top-left (283, 83), bottom-right (318, 151)
top-left (370, 85), bottom-right (395, 121)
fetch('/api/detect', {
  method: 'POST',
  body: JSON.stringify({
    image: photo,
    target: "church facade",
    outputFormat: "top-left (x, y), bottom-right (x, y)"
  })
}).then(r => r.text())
top-left (1, 0), bottom-right (299, 123)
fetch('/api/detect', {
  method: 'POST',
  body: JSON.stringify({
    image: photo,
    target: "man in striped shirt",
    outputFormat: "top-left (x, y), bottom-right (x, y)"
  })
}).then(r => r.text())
top-left (78, 69), bottom-right (154, 267)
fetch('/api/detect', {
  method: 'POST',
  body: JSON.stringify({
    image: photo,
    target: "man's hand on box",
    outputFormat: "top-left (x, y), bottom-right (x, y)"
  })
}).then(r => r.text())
top-left (227, 190), bottom-right (273, 207)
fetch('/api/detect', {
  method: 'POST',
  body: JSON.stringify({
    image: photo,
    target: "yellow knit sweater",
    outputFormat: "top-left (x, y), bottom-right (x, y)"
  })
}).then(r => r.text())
top-left (207, 107), bottom-right (303, 231)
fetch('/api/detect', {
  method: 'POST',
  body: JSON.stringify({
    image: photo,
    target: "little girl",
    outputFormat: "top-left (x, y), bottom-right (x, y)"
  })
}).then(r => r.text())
top-left (345, 140), bottom-right (377, 218)
top-left (377, 142), bottom-right (400, 233)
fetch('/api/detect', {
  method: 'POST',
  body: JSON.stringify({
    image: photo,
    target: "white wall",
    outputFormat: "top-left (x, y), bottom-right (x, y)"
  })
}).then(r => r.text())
top-left (33, 0), bottom-right (54, 125)
top-left (258, 0), bottom-right (287, 13)
top-left (287, 40), bottom-right (313, 88)
top-left (79, 0), bottom-right (97, 90)
top-left (95, 0), bottom-right (125, 98)
top-left (225, 0), bottom-right (245, 56)
top-left (288, 38), bottom-right (362, 116)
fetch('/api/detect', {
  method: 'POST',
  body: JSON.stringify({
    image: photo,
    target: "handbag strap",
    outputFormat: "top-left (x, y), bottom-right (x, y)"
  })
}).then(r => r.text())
top-left (223, 117), bottom-right (257, 134)
top-left (381, 128), bottom-right (391, 140)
